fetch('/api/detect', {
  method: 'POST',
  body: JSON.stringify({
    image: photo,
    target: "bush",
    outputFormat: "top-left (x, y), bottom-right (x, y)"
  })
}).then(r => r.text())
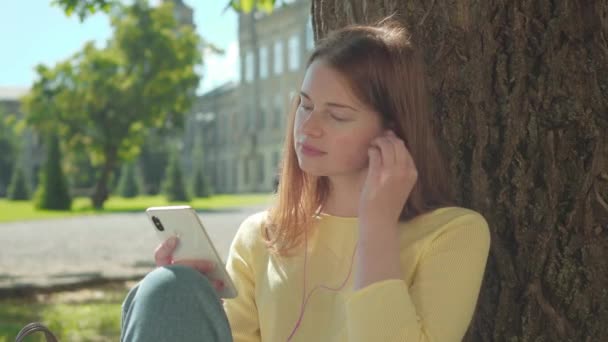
top-left (191, 137), bottom-right (213, 198)
top-left (34, 134), bottom-right (72, 210)
top-left (7, 164), bottom-right (30, 200)
top-left (163, 149), bottom-right (189, 202)
top-left (192, 166), bottom-right (212, 198)
top-left (117, 163), bottom-right (139, 198)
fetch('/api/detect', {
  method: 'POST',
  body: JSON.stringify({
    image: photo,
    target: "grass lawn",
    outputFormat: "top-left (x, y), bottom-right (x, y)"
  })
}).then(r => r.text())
top-left (0, 193), bottom-right (274, 223)
top-left (0, 282), bottom-right (133, 342)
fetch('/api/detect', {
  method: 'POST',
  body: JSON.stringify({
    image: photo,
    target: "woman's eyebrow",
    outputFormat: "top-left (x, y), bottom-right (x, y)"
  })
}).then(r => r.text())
top-left (299, 90), bottom-right (359, 112)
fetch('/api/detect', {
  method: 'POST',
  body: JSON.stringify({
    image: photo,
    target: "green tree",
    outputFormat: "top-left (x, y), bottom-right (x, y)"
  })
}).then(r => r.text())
top-left (0, 106), bottom-right (18, 197)
top-left (138, 129), bottom-right (169, 195)
top-left (163, 147), bottom-right (189, 202)
top-left (34, 134), bottom-right (72, 210)
top-left (7, 162), bottom-right (30, 200)
top-left (192, 167), bottom-right (211, 198)
top-left (64, 143), bottom-right (98, 192)
top-left (117, 162), bottom-right (139, 198)
top-left (25, 0), bottom-right (201, 209)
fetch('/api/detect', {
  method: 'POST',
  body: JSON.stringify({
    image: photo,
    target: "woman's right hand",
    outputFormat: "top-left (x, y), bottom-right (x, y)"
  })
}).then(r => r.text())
top-left (154, 236), bottom-right (225, 293)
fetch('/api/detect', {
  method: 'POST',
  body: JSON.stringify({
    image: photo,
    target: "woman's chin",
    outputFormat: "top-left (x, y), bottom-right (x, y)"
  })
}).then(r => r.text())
top-left (297, 161), bottom-right (328, 177)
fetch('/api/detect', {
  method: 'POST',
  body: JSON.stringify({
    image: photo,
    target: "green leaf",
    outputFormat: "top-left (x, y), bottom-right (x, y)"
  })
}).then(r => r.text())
top-left (227, 0), bottom-right (277, 14)
top-left (257, 0), bottom-right (275, 13)
top-left (52, 0), bottom-right (116, 21)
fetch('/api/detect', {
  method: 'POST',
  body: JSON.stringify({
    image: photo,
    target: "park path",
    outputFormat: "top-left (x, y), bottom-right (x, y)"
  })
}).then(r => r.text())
top-left (0, 205), bottom-right (268, 294)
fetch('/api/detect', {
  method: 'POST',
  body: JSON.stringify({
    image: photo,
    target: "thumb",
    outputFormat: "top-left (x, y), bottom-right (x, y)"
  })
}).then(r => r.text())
top-left (154, 236), bottom-right (178, 266)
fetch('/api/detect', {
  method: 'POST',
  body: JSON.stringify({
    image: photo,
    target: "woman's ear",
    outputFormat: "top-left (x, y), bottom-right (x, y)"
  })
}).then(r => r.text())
top-left (386, 121), bottom-right (408, 145)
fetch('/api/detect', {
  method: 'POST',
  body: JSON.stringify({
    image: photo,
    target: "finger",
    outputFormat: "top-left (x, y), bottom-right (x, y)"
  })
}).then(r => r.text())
top-left (154, 236), bottom-right (178, 266)
top-left (387, 130), bottom-right (413, 167)
top-left (368, 146), bottom-right (381, 179)
top-left (390, 135), bottom-right (418, 183)
top-left (172, 259), bottom-right (216, 274)
top-left (371, 136), bottom-right (396, 167)
top-left (212, 279), bottom-right (225, 292)
top-left (392, 135), bottom-right (411, 167)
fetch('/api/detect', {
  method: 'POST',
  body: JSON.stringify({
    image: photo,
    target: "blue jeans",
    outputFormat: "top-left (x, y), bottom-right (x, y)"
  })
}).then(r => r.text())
top-left (121, 265), bottom-right (233, 342)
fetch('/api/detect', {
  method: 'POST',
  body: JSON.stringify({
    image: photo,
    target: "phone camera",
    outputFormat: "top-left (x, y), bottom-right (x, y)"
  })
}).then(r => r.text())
top-left (151, 216), bottom-right (165, 231)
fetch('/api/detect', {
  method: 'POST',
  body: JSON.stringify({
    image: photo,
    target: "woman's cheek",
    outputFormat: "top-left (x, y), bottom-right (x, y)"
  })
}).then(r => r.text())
top-left (335, 136), bottom-right (370, 168)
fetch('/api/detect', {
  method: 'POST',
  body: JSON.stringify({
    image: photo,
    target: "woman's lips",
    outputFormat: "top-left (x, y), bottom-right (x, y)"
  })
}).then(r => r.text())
top-left (299, 143), bottom-right (326, 157)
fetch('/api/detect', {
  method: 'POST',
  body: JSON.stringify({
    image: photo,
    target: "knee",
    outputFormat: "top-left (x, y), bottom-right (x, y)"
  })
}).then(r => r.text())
top-left (121, 265), bottom-right (230, 342)
top-left (139, 264), bottom-right (216, 297)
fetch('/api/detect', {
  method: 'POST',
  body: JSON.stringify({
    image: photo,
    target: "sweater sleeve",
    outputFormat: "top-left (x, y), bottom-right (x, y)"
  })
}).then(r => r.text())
top-left (344, 212), bottom-right (491, 342)
top-left (223, 216), bottom-right (262, 342)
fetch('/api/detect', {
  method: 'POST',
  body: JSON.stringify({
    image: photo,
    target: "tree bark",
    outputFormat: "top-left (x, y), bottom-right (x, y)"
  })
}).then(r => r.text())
top-left (311, 0), bottom-right (608, 341)
top-left (91, 147), bottom-right (117, 209)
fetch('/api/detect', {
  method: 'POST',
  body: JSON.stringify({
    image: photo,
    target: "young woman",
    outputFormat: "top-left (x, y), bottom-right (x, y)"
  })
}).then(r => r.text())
top-left (121, 19), bottom-right (491, 342)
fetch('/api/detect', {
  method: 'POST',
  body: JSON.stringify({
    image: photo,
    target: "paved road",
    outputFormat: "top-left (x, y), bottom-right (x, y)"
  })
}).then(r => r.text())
top-left (0, 205), bottom-right (268, 293)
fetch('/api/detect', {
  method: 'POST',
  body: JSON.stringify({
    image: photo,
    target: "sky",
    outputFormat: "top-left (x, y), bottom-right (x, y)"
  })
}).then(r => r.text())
top-left (0, 0), bottom-right (239, 95)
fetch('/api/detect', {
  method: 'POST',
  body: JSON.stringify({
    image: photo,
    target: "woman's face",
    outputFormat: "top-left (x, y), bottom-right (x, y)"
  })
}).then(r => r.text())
top-left (293, 59), bottom-right (384, 178)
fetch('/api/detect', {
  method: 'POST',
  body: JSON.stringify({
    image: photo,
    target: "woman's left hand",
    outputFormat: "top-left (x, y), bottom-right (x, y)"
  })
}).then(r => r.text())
top-left (359, 130), bottom-right (418, 227)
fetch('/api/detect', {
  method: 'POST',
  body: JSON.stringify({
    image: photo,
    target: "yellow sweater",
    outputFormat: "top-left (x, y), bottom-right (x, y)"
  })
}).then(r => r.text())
top-left (223, 206), bottom-right (491, 342)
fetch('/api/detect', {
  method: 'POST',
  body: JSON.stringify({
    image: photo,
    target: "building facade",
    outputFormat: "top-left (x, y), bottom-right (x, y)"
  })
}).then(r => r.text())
top-left (184, 82), bottom-right (239, 193)
top-left (193, 0), bottom-right (313, 194)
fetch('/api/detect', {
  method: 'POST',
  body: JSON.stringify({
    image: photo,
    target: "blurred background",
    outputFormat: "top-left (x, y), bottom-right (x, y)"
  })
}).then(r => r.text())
top-left (0, 0), bottom-right (314, 213)
top-left (0, 1), bottom-right (311, 340)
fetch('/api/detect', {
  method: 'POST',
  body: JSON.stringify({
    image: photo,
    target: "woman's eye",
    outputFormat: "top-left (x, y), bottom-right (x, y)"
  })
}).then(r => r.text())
top-left (299, 104), bottom-right (313, 111)
top-left (330, 113), bottom-right (348, 121)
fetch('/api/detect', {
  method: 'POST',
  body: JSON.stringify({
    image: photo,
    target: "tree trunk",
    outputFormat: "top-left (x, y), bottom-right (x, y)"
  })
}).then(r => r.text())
top-left (91, 148), bottom-right (117, 209)
top-left (311, 1), bottom-right (608, 341)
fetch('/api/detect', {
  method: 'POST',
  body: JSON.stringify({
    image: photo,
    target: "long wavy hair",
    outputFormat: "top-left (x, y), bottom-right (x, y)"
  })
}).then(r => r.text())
top-left (264, 19), bottom-right (454, 255)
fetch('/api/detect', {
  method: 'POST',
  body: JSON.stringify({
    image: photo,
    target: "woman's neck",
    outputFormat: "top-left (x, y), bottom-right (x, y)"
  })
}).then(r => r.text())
top-left (322, 171), bottom-right (367, 218)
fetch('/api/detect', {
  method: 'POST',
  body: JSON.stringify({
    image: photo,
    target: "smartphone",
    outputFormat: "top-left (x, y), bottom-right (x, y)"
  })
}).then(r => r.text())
top-left (145, 205), bottom-right (238, 298)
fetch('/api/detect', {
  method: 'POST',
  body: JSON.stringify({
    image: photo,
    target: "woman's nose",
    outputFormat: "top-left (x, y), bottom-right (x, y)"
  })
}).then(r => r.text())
top-left (299, 110), bottom-right (323, 137)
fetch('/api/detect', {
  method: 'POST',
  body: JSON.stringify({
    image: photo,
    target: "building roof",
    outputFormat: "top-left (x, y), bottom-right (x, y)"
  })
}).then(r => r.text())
top-left (0, 86), bottom-right (29, 101)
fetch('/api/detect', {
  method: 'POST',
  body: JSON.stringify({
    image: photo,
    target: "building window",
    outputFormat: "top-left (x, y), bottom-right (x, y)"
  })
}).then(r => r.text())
top-left (288, 35), bottom-right (300, 71)
top-left (230, 112), bottom-right (237, 141)
top-left (273, 40), bottom-right (284, 75)
top-left (259, 45), bottom-right (268, 79)
top-left (274, 95), bottom-right (283, 128)
top-left (248, 111), bottom-right (255, 130)
top-left (220, 115), bottom-right (226, 145)
top-left (259, 98), bottom-right (267, 129)
top-left (306, 16), bottom-right (314, 51)
top-left (245, 51), bottom-right (254, 82)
